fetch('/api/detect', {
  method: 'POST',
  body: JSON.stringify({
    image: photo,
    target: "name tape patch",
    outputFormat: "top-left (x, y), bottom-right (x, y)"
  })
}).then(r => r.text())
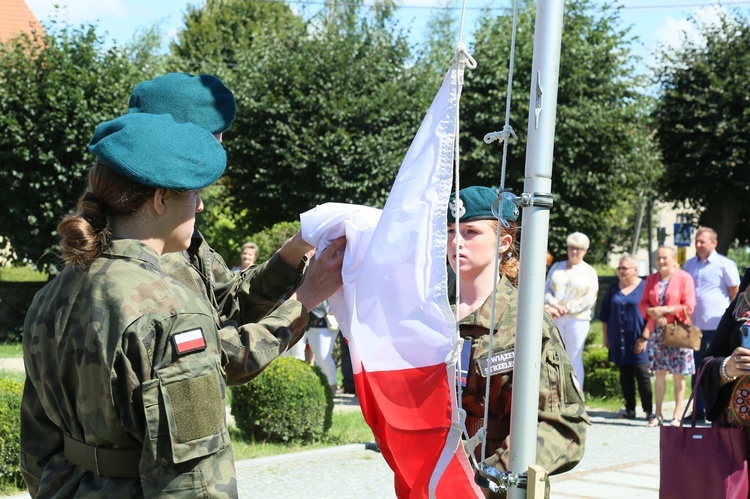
top-left (172, 328), bottom-right (206, 355)
top-left (477, 348), bottom-right (515, 377)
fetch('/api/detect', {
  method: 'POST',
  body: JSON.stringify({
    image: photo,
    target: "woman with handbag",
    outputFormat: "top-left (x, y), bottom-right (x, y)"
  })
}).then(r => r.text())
top-left (637, 246), bottom-right (697, 427)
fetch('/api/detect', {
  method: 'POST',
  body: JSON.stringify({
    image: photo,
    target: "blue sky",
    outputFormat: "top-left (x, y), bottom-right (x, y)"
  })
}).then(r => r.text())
top-left (25, 0), bottom-right (750, 71)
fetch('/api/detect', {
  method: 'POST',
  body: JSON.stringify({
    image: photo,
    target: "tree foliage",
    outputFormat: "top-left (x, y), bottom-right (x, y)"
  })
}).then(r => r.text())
top-left (459, 0), bottom-right (662, 262)
top-left (182, 0), bottom-right (436, 235)
top-left (0, 16), bottom-right (166, 269)
top-left (651, 8), bottom-right (750, 253)
top-left (170, 0), bottom-right (304, 72)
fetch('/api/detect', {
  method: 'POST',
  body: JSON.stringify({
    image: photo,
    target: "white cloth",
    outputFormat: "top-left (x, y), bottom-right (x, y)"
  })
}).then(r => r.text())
top-left (544, 260), bottom-right (599, 321)
top-left (306, 326), bottom-right (337, 386)
top-left (300, 66), bottom-right (481, 497)
top-left (555, 315), bottom-right (590, 388)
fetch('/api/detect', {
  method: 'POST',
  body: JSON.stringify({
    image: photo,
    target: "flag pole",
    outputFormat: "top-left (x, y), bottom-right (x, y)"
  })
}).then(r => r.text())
top-left (507, 1), bottom-right (565, 497)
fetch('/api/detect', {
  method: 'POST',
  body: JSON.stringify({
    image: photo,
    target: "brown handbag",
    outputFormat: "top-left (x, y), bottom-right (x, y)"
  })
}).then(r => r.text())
top-left (661, 305), bottom-right (702, 350)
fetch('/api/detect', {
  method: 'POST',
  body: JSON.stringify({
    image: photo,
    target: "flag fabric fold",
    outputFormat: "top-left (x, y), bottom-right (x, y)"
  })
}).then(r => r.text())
top-left (300, 66), bottom-right (482, 498)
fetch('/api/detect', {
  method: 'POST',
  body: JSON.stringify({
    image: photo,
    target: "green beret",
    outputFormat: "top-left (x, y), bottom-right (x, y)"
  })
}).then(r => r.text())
top-left (448, 186), bottom-right (519, 225)
top-left (127, 73), bottom-right (236, 134)
top-left (88, 113), bottom-right (226, 191)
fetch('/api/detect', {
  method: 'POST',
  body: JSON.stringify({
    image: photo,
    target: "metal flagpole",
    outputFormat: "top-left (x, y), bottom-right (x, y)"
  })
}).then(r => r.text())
top-left (507, 1), bottom-right (565, 497)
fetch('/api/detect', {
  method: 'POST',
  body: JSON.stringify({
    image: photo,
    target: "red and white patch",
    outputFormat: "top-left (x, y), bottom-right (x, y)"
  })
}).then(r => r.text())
top-left (172, 328), bottom-right (206, 355)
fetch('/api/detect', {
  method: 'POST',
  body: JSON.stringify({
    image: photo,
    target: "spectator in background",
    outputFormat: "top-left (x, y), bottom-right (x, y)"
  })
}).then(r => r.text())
top-left (600, 255), bottom-right (653, 421)
top-left (234, 241), bottom-right (259, 272)
top-left (638, 246), bottom-right (696, 427)
top-left (544, 232), bottom-right (599, 388)
top-left (306, 299), bottom-right (339, 393)
top-left (683, 227), bottom-right (740, 422)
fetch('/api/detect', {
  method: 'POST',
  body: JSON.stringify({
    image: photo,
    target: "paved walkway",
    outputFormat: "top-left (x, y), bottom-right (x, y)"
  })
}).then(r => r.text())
top-left (2, 356), bottom-right (676, 498)
top-left (4, 395), bottom-right (675, 498)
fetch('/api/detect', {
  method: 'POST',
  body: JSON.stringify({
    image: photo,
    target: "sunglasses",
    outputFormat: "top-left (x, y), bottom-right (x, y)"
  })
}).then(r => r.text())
top-left (616, 266), bottom-right (632, 271)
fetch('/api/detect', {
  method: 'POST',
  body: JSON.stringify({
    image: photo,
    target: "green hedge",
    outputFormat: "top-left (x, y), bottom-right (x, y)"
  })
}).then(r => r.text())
top-left (583, 346), bottom-right (620, 399)
top-left (0, 378), bottom-right (23, 488)
top-left (230, 357), bottom-right (333, 443)
top-left (0, 281), bottom-right (46, 343)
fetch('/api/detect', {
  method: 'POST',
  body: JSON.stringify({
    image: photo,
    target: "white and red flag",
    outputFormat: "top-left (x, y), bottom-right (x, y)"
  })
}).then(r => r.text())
top-left (301, 66), bottom-right (482, 498)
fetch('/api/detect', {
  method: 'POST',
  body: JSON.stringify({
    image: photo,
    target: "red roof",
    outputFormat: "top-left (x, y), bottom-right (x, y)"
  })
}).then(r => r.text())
top-left (0, 0), bottom-right (44, 42)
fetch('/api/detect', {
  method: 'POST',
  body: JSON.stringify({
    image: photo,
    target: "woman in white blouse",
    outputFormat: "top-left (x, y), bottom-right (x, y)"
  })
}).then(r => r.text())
top-left (544, 232), bottom-right (599, 388)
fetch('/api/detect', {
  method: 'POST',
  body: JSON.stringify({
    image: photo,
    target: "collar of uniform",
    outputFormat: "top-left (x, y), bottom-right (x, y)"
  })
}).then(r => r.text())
top-left (456, 274), bottom-right (516, 331)
top-left (103, 238), bottom-right (162, 269)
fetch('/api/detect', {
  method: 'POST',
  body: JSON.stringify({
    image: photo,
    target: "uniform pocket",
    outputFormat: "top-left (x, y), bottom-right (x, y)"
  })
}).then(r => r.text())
top-left (143, 355), bottom-right (229, 465)
top-left (543, 349), bottom-right (563, 412)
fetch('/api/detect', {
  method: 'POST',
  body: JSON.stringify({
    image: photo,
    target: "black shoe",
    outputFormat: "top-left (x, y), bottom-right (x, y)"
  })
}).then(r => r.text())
top-left (685, 412), bottom-right (706, 423)
top-left (617, 409), bottom-right (637, 420)
top-left (342, 386), bottom-right (356, 394)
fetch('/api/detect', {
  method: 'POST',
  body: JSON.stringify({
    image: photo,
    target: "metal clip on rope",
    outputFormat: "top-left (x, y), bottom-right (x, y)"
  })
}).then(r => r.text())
top-left (474, 464), bottom-right (528, 493)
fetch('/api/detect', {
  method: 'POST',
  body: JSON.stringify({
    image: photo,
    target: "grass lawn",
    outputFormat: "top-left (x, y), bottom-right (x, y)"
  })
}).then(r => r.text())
top-left (0, 343), bottom-right (22, 358)
top-left (230, 410), bottom-right (374, 461)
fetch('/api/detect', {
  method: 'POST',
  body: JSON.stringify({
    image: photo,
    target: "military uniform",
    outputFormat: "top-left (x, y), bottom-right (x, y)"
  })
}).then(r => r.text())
top-left (21, 239), bottom-right (309, 497)
top-left (458, 275), bottom-right (590, 484)
top-left (161, 229), bottom-right (305, 327)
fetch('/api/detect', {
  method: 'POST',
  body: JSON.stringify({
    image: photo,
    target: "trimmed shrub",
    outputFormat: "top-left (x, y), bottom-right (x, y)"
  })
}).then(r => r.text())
top-left (0, 378), bottom-right (24, 488)
top-left (585, 369), bottom-right (621, 399)
top-left (231, 357), bottom-right (333, 442)
top-left (583, 346), bottom-right (620, 398)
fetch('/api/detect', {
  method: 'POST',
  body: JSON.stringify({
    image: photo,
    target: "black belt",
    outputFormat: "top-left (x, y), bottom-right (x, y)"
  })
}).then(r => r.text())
top-left (465, 415), bottom-right (511, 442)
top-left (63, 434), bottom-right (141, 478)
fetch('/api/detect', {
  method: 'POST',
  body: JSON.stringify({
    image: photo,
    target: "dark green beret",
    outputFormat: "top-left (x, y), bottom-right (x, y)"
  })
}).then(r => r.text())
top-left (88, 113), bottom-right (226, 191)
top-left (127, 73), bottom-right (236, 134)
top-left (448, 186), bottom-right (519, 224)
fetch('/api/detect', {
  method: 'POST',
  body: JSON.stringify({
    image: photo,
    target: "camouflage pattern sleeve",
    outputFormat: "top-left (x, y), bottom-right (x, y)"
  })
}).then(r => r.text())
top-left (164, 231), bottom-right (305, 325)
top-left (221, 300), bottom-right (310, 385)
top-left (19, 378), bottom-right (63, 497)
top-left (487, 313), bottom-right (590, 475)
top-left (230, 252), bottom-right (306, 325)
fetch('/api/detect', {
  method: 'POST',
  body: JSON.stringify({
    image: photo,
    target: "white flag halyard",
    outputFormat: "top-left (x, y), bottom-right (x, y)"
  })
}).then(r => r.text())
top-left (301, 64), bottom-right (482, 498)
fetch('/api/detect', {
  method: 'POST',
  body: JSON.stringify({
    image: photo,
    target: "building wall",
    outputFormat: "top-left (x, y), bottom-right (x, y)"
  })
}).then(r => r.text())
top-left (607, 200), bottom-right (697, 276)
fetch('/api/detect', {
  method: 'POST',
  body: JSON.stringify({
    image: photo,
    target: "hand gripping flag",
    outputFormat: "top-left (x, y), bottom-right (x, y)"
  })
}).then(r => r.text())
top-left (301, 65), bottom-right (482, 498)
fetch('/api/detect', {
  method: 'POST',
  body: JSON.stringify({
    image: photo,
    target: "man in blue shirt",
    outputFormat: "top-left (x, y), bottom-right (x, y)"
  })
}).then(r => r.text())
top-left (683, 227), bottom-right (740, 421)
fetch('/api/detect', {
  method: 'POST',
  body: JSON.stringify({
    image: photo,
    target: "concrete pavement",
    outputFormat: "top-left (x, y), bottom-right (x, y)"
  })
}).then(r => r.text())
top-left (4, 376), bottom-right (679, 498)
top-left (230, 400), bottom-right (669, 498)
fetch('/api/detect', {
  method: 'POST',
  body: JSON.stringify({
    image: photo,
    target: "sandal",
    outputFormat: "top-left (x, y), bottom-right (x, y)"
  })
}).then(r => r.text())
top-left (646, 414), bottom-right (663, 427)
top-left (669, 418), bottom-right (682, 427)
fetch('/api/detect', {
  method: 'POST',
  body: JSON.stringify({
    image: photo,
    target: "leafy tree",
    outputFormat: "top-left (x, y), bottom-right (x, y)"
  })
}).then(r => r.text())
top-left (458, 0), bottom-right (662, 262)
top-left (652, 8), bottom-right (750, 253)
top-left (180, 0), bottom-right (436, 234)
top-left (170, 0), bottom-right (304, 72)
top-left (0, 16), bottom-right (166, 270)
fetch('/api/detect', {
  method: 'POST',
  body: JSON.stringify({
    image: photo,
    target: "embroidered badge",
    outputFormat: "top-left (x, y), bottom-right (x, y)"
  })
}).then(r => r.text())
top-left (172, 328), bottom-right (207, 355)
top-left (477, 348), bottom-right (515, 377)
top-left (449, 197), bottom-right (465, 219)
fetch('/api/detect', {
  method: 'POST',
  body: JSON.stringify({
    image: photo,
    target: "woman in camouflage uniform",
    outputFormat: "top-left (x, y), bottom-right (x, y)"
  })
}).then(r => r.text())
top-left (447, 186), bottom-right (589, 495)
top-left (20, 113), bottom-right (344, 498)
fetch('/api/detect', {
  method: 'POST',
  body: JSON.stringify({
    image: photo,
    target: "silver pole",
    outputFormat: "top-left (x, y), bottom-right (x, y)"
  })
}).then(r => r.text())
top-left (507, 0), bottom-right (564, 497)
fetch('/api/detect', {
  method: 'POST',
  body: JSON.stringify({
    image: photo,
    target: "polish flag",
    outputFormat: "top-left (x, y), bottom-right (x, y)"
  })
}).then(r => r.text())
top-left (301, 66), bottom-right (482, 498)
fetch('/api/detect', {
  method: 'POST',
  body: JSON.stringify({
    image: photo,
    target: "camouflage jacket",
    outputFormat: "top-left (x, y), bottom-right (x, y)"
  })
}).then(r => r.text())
top-left (160, 229), bottom-right (305, 326)
top-left (21, 239), bottom-right (308, 498)
top-left (458, 275), bottom-right (590, 476)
